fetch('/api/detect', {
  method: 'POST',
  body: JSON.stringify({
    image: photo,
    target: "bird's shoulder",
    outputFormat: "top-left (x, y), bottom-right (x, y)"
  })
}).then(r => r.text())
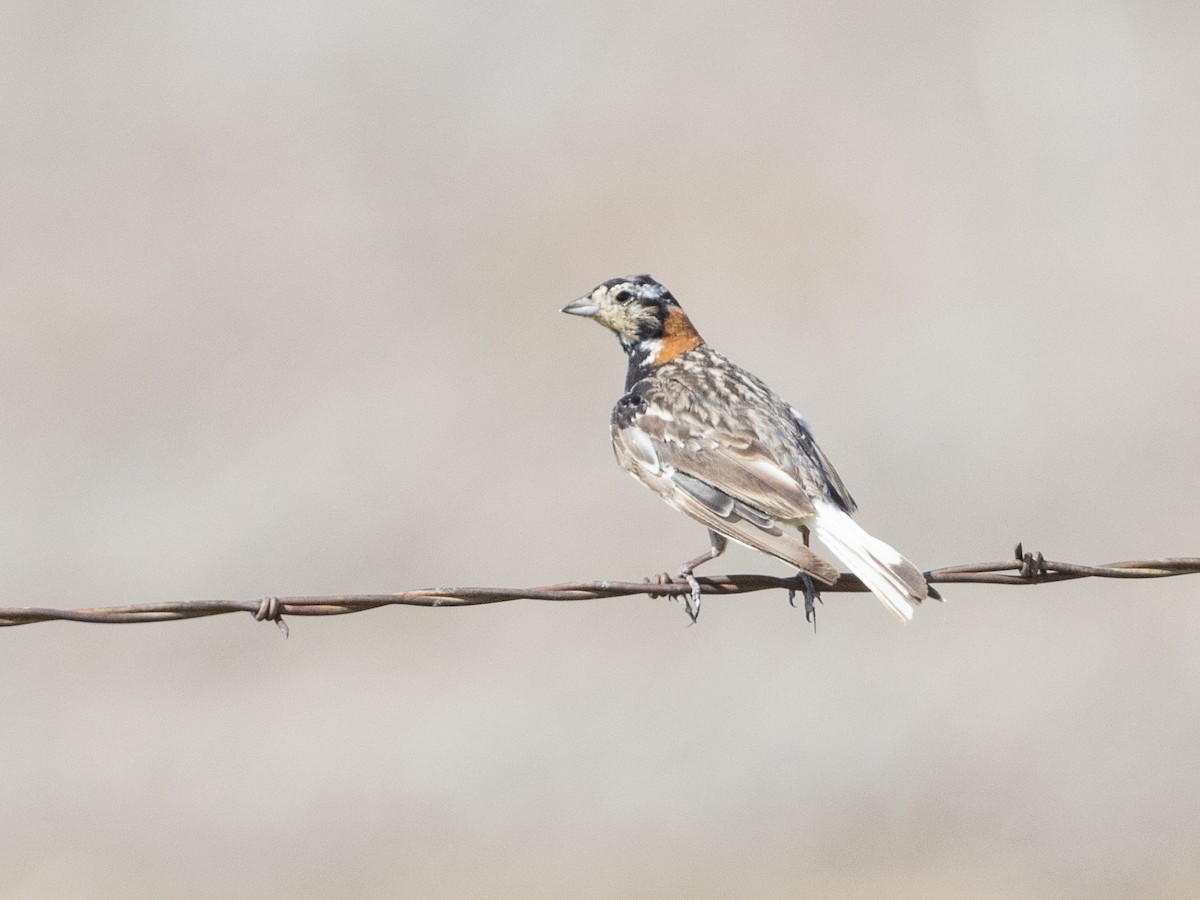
top-left (612, 346), bottom-right (790, 445)
top-left (610, 345), bottom-right (857, 514)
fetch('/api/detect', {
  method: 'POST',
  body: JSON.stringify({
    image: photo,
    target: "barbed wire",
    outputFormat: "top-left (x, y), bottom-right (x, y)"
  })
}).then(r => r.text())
top-left (1, 545), bottom-right (1197, 636)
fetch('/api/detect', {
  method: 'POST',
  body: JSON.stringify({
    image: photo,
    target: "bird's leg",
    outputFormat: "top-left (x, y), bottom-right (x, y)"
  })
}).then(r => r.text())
top-left (787, 524), bottom-right (820, 626)
top-left (675, 530), bottom-right (728, 623)
top-left (785, 574), bottom-right (821, 627)
top-left (801, 575), bottom-right (820, 624)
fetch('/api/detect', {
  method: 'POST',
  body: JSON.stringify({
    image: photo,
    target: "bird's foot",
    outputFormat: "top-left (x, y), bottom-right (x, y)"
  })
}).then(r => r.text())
top-left (679, 571), bottom-right (702, 623)
top-left (642, 572), bottom-right (673, 599)
top-left (787, 573), bottom-right (821, 628)
top-left (642, 570), bottom-right (702, 622)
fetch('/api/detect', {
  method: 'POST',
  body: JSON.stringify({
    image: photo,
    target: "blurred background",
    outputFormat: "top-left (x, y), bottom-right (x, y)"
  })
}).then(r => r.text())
top-left (3, 1), bottom-right (1199, 897)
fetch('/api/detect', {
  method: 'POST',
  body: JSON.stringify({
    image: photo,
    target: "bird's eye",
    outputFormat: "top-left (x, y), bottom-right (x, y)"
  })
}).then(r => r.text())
top-left (614, 289), bottom-right (633, 303)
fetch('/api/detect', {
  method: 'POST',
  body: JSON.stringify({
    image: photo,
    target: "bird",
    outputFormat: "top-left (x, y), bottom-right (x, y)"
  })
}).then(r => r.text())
top-left (561, 274), bottom-right (929, 623)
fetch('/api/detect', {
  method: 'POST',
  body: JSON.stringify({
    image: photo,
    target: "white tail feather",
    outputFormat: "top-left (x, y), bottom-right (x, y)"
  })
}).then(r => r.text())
top-left (809, 503), bottom-right (927, 622)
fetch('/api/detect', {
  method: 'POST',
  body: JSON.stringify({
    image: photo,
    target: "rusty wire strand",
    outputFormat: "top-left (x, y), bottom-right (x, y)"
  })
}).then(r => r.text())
top-left (1, 545), bottom-right (1197, 632)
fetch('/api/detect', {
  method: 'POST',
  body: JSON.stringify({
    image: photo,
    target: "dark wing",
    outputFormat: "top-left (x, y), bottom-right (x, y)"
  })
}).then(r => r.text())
top-left (612, 421), bottom-right (839, 584)
top-left (611, 387), bottom-right (838, 584)
top-left (620, 375), bottom-right (826, 522)
top-left (788, 406), bottom-right (857, 514)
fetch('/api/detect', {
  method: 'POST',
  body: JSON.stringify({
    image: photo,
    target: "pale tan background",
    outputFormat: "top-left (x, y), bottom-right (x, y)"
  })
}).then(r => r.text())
top-left (3, 2), bottom-right (1199, 897)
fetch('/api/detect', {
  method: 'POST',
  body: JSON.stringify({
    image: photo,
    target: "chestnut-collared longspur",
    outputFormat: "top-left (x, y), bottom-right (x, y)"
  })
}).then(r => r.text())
top-left (562, 274), bottom-right (929, 623)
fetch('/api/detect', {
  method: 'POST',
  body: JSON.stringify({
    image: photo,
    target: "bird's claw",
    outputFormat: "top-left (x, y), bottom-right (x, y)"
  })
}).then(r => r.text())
top-left (642, 572), bottom-right (673, 600)
top-left (787, 574), bottom-right (821, 627)
top-left (679, 571), bottom-right (702, 623)
top-left (643, 570), bottom-right (702, 622)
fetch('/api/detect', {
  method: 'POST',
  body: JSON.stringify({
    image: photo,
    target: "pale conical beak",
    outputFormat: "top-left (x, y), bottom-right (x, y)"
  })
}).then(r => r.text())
top-left (561, 295), bottom-right (600, 317)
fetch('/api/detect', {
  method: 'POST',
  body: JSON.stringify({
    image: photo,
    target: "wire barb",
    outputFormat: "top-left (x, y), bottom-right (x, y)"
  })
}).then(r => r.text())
top-left (253, 596), bottom-right (289, 638)
top-left (0, 546), bottom-right (1197, 630)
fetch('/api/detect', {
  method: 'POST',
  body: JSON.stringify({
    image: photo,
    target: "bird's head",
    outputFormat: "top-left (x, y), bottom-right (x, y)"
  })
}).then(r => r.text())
top-left (561, 274), bottom-right (703, 364)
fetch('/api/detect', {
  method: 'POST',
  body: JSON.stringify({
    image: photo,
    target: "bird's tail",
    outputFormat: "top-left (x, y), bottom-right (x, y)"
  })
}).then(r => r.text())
top-left (809, 502), bottom-right (928, 622)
